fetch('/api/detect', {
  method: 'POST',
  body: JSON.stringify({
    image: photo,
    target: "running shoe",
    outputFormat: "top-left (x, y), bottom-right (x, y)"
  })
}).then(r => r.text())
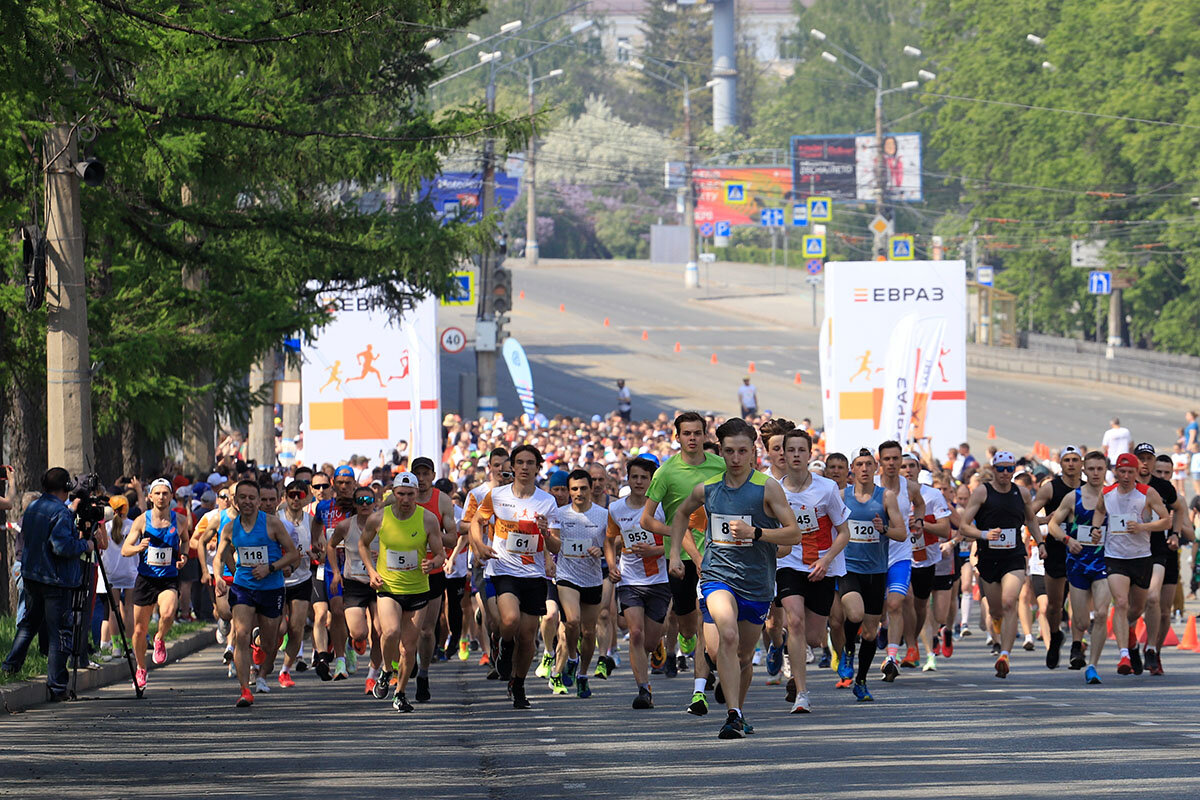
top-left (1130, 644), bottom-right (1144, 675)
top-left (1046, 630), bottom-right (1064, 669)
top-left (295, 656), bottom-right (308, 673)
top-left (222, 646), bottom-right (234, 665)
top-left (990, 641), bottom-right (1001, 656)
top-left (1022, 635), bottom-right (1035, 652)
top-left (236, 687), bottom-right (254, 707)
top-left (486, 664), bottom-right (500, 681)
top-left (785, 677), bottom-right (797, 704)
top-left (766, 642), bottom-right (784, 677)
top-left (742, 717), bottom-right (755, 735)
top-left (135, 667), bottom-right (147, 689)
top-left (664, 651), bottom-right (678, 678)
top-left (592, 659), bottom-right (609, 680)
top-left (765, 671), bottom-right (783, 686)
top-left (1143, 648), bottom-right (1160, 674)
top-left (576, 676), bottom-right (592, 699)
top-left (837, 649), bottom-right (854, 681)
top-left (511, 682), bottom-right (532, 709)
top-left (227, 663), bottom-right (235, 679)
top-left (633, 686), bottom-right (653, 709)
top-left (315, 653), bottom-right (332, 681)
top-left (1150, 653), bottom-right (1165, 676)
top-left (416, 675), bottom-right (431, 703)
top-left (1068, 641), bottom-right (1085, 670)
top-left (790, 691), bottom-right (812, 714)
top-left (900, 646), bottom-right (919, 669)
top-left (1084, 665), bottom-right (1102, 684)
top-left (364, 677), bottom-right (376, 695)
top-left (561, 658), bottom-right (578, 687)
top-left (876, 629), bottom-right (888, 651)
top-left (393, 691), bottom-right (414, 712)
top-left (881, 658), bottom-right (899, 683)
top-left (255, 676), bottom-right (271, 694)
top-left (650, 641), bottom-right (667, 671)
top-left (278, 671), bottom-right (296, 689)
top-left (548, 674), bottom-right (568, 695)
top-left (922, 654), bottom-right (937, 672)
top-left (835, 678), bottom-right (852, 689)
top-left (959, 625), bottom-right (972, 637)
top-left (251, 644), bottom-right (265, 666)
top-left (717, 710), bottom-right (745, 740)
top-left (346, 648), bottom-right (358, 674)
top-left (153, 637), bottom-right (167, 665)
top-left (852, 680), bottom-right (873, 702)
top-left (940, 626), bottom-right (954, 657)
top-left (994, 654), bottom-right (1010, 679)
top-left (215, 620), bottom-right (227, 645)
top-left (830, 648), bottom-right (841, 674)
top-left (818, 648), bottom-right (831, 669)
top-left (352, 638), bottom-right (368, 656)
top-left (678, 633), bottom-right (697, 656)
top-left (373, 672), bottom-right (392, 699)
top-left (458, 639), bottom-right (470, 662)
top-left (1117, 655), bottom-right (1133, 675)
top-left (333, 658), bottom-right (349, 681)
top-left (805, 646), bottom-right (816, 664)
top-left (479, 652), bottom-right (490, 667)
top-left (714, 680), bottom-right (725, 705)
top-left (676, 655), bottom-right (689, 674)
top-left (752, 647), bottom-right (762, 666)
top-left (497, 645), bottom-right (513, 681)
top-left (687, 691), bottom-right (709, 716)
top-left (535, 652), bottom-right (553, 678)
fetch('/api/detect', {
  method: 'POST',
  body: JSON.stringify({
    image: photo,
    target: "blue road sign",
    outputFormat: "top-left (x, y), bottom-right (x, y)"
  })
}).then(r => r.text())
top-left (803, 235), bottom-right (826, 259)
top-left (715, 220), bottom-right (731, 237)
top-left (760, 208), bottom-right (784, 227)
top-left (807, 196), bottom-right (832, 222)
top-left (889, 235), bottom-right (914, 260)
top-left (725, 183), bottom-right (745, 203)
top-left (441, 271), bottom-right (474, 306)
top-left (1088, 270), bottom-right (1112, 295)
top-left (976, 266), bottom-right (994, 287)
top-left (806, 259), bottom-right (823, 275)
top-left (792, 204), bottom-right (808, 227)
top-left (699, 222), bottom-right (714, 237)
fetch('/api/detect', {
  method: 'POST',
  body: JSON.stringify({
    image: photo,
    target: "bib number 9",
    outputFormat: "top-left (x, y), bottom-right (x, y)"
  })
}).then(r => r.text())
top-left (991, 528), bottom-right (1017, 549)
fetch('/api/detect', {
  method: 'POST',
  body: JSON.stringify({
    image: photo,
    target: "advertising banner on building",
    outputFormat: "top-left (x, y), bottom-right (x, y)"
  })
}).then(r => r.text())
top-left (791, 133), bottom-right (923, 202)
top-left (818, 261), bottom-right (965, 455)
top-left (693, 166), bottom-right (794, 227)
top-left (418, 171), bottom-right (520, 222)
top-left (300, 288), bottom-right (441, 466)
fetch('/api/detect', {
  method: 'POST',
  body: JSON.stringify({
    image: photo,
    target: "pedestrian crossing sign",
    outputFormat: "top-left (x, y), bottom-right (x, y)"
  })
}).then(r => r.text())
top-left (888, 235), bottom-right (915, 261)
top-left (803, 235), bottom-right (826, 259)
top-left (807, 196), bottom-right (832, 222)
top-left (441, 271), bottom-right (474, 306)
top-left (725, 183), bottom-right (746, 204)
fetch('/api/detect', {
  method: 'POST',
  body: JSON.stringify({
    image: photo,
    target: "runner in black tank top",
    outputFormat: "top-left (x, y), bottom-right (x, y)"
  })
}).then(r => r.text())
top-left (1031, 446), bottom-right (1084, 669)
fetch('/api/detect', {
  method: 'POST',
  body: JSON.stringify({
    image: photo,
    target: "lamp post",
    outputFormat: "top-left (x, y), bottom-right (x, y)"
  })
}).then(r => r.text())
top-left (526, 67), bottom-right (564, 266)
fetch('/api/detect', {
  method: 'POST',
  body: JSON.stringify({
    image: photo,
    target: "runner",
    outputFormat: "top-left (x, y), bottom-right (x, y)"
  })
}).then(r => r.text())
top-left (311, 465), bottom-right (356, 681)
top-left (929, 476), bottom-right (962, 664)
top-left (358, 472), bottom-right (445, 712)
top-left (586, 462), bottom-right (619, 679)
top-left (215, 480), bottom-right (300, 707)
top-left (537, 470), bottom-right (568, 686)
top-left (668, 417), bottom-right (801, 739)
top-left (1030, 445), bottom-right (1084, 669)
top-left (836, 450), bottom-right (905, 702)
top-left (758, 417), bottom-right (794, 688)
top-left (821, 452), bottom-right (853, 687)
top-left (412, 456), bottom-right (458, 703)
top-left (775, 429), bottom-right (850, 713)
top-left (277, 478), bottom-right (315, 688)
top-left (1047, 450), bottom-right (1110, 684)
top-left (959, 451), bottom-right (1046, 678)
top-left (461, 448), bottom-right (510, 676)
top-left (469, 444), bottom-right (561, 709)
top-left (326, 485), bottom-right (383, 694)
top-left (122, 478), bottom-right (191, 690)
top-left (641, 412), bottom-right (724, 716)
top-left (875, 441), bottom-right (925, 682)
top-left (604, 456), bottom-right (671, 709)
top-left (900, 455), bottom-right (952, 673)
top-left (551, 469), bottom-right (609, 699)
top-left (1103, 452), bottom-right (1171, 676)
top-left (192, 484), bottom-right (237, 670)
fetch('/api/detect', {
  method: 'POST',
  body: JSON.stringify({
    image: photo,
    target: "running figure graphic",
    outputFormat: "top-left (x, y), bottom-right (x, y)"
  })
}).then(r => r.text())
top-left (849, 350), bottom-right (875, 383)
top-left (319, 360), bottom-right (344, 393)
top-left (387, 350), bottom-right (410, 382)
top-left (346, 344), bottom-right (386, 388)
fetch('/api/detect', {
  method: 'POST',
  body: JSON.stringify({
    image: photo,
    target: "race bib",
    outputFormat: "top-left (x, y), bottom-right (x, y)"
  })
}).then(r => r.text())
top-left (385, 548), bottom-right (420, 571)
top-left (991, 527), bottom-right (1018, 550)
top-left (316, 565), bottom-right (325, 581)
top-left (849, 521), bottom-right (879, 543)
top-left (145, 546), bottom-right (172, 567)
top-left (238, 545), bottom-right (268, 566)
top-left (622, 529), bottom-right (654, 551)
top-left (794, 510), bottom-right (817, 533)
top-left (711, 513), bottom-right (752, 547)
top-left (1108, 513), bottom-right (1133, 535)
top-left (505, 532), bottom-right (539, 554)
top-left (345, 552), bottom-right (368, 579)
top-left (1075, 524), bottom-right (1104, 547)
top-left (561, 535), bottom-right (590, 558)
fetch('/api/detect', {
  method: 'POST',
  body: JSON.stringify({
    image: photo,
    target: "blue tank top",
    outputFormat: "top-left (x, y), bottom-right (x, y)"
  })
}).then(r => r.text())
top-left (138, 510), bottom-right (181, 578)
top-left (843, 485), bottom-right (890, 574)
top-left (1067, 488), bottom-right (1105, 573)
top-left (217, 509), bottom-right (237, 579)
top-left (232, 511), bottom-right (284, 590)
top-left (700, 470), bottom-right (780, 603)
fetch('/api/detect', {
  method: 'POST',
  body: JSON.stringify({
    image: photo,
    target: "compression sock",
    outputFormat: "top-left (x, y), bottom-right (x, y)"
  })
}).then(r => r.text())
top-left (843, 620), bottom-right (860, 659)
top-left (856, 639), bottom-right (877, 683)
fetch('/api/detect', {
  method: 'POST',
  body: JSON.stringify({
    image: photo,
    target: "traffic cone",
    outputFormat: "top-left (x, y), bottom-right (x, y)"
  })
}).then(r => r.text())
top-left (559, 303), bottom-right (565, 312)
top-left (1135, 617), bottom-right (1148, 645)
top-left (794, 372), bottom-right (803, 385)
top-left (1033, 441), bottom-right (1042, 459)
top-left (603, 317), bottom-right (609, 327)
top-left (674, 342), bottom-right (681, 353)
top-left (710, 353), bottom-right (718, 365)
top-left (1106, 607), bottom-right (1115, 640)
top-left (519, 290), bottom-right (525, 299)
top-left (641, 329), bottom-right (649, 341)
top-left (1179, 615), bottom-right (1200, 651)
top-left (748, 361), bottom-right (756, 373)
top-left (987, 425), bottom-right (996, 440)
top-left (1163, 624), bottom-right (1180, 648)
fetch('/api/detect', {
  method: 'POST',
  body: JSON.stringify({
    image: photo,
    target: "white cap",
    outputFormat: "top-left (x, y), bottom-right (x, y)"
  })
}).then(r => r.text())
top-left (148, 478), bottom-right (173, 494)
top-left (392, 472), bottom-right (418, 489)
top-left (993, 450), bottom-right (1016, 465)
top-left (1061, 445), bottom-right (1082, 457)
top-left (207, 472), bottom-right (228, 486)
top-left (175, 485), bottom-right (193, 499)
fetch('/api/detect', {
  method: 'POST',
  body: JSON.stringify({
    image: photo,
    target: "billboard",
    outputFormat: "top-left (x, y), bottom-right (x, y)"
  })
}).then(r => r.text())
top-left (693, 166), bottom-right (794, 227)
top-left (300, 288), bottom-right (441, 467)
top-left (819, 261), bottom-right (965, 456)
top-left (791, 133), bottom-right (923, 202)
top-left (418, 170), bottom-right (520, 221)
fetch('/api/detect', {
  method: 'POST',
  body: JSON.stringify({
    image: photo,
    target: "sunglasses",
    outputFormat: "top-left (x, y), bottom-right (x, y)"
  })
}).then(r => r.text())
top-left (217, 493), bottom-right (229, 500)
top-left (311, 483), bottom-right (330, 490)
top-left (354, 496), bottom-right (376, 505)
top-left (501, 471), bottom-right (515, 479)
top-left (286, 491), bottom-right (307, 499)
top-left (994, 465), bottom-right (1015, 473)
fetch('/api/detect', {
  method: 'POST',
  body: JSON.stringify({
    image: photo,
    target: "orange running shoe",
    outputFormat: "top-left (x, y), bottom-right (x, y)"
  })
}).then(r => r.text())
top-left (252, 644), bottom-right (265, 666)
top-left (994, 654), bottom-right (1010, 679)
top-left (835, 678), bottom-right (852, 689)
top-left (1117, 655), bottom-right (1133, 675)
top-left (278, 672), bottom-right (296, 689)
top-left (364, 677), bottom-right (377, 695)
top-left (479, 653), bottom-right (490, 666)
top-left (900, 646), bottom-right (920, 668)
top-left (352, 638), bottom-right (368, 656)
top-left (235, 688), bottom-right (254, 708)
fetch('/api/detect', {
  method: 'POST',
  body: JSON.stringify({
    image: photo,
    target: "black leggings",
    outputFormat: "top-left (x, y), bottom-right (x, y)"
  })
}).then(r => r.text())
top-left (443, 576), bottom-right (468, 648)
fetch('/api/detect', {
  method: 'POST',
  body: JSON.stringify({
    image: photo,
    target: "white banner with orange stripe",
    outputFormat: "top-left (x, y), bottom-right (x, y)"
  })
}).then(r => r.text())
top-left (819, 261), bottom-right (965, 456)
top-left (300, 288), bottom-right (441, 467)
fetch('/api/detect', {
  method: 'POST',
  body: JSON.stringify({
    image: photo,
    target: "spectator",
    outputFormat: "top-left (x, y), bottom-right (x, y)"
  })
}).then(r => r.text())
top-left (1185, 410), bottom-right (1199, 450)
top-left (737, 376), bottom-right (758, 418)
top-left (1101, 417), bottom-right (1132, 458)
top-left (616, 380), bottom-right (632, 422)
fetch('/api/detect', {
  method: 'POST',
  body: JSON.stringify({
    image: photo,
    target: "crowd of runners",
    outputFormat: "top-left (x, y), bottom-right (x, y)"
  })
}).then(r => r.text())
top-left (33, 409), bottom-right (1199, 739)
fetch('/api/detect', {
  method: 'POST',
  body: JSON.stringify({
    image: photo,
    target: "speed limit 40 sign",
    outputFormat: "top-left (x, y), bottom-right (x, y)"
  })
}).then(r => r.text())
top-left (440, 326), bottom-right (466, 354)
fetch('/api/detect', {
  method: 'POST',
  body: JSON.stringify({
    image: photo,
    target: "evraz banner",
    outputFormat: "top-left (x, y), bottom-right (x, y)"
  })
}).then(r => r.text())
top-left (502, 337), bottom-right (537, 418)
top-left (877, 315), bottom-right (947, 447)
top-left (818, 316), bottom-right (838, 439)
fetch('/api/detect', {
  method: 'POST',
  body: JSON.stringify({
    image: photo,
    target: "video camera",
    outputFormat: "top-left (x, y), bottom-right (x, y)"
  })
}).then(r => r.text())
top-left (71, 472), bottom-right (109, 529)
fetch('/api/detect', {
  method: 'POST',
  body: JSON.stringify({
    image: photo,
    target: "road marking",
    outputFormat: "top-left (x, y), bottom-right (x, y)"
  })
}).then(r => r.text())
top-left (563, 783), bottom-right (586, 789)
top-left (1089, 711), bottom-right (1116, 716)
top-left (537, 726), bottom-right (553, 732)
top-left (1131, 721), bottom-right (1158, 727)
top-left (1184, 734), bottom-right (1200, 739)
top-left (539, 738), bottom-right (557, 742)
top-left (618, 325), bottom-right (788, 332)
top-left (1015, 695), bottom-right (1036, 701)
top-left (959, 683), bottom-right (978, 687)
top-left (548, 750), bottom-right (567, 757)
top-left (1049, 702), bottom-right (1070, 707)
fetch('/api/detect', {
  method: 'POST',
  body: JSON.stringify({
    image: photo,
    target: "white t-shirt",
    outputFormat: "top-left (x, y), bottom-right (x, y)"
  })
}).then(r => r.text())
top-left (555, 503), bottom-right (610, 588)
top-left (606, 497), bottom-right (667, 586)
top-left (911, 484), bottom-right (952, 567)
top-left (777, 473), bottom-right (850, 576)
top-left (737, 384), bottom-right (757, 408)
top-left (1102, 427), bottom-right (1132, 457)
top-left (617, 387), bottom-right (632, 412)
top-left (100, 518), bottom-right (137, 591)
top-left (478, 485), bottom-right (561, 579)
top-left (279, 511), bottom-right (313, 586)
top-left (877, 475), bottom-right (913, 566)
top-left (447, 505), bottom-right (469, 578)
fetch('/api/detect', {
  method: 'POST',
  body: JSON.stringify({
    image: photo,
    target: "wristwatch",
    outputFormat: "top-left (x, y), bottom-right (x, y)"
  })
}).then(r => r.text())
top-left (268, 562), bottom-right (277, 573)
top-left (753, 526), bottom-right (763, 541)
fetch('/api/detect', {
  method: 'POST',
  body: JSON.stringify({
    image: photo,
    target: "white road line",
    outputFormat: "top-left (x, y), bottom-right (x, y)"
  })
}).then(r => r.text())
top-left (1015, 696), bottom-right (1036, 701)
top-left (1089, 711), bottom-right (1116, 716)
top-left (563, 783), bottom-right (587, 789)
top-left (1131, 721), bottom-right (1158, 727)
top-left (537, 726), bottom-right (554, 732)
top-left (1184, 734), bottom-right (1200, 739)
top-left (548, 751), bottom-right (567, 757)
top-left (1049, 702), bottom-right (1070, 707)
top-left (539, 738), bottom-right (557, 743)
top-left (959, 683), bottom-right (978, 687)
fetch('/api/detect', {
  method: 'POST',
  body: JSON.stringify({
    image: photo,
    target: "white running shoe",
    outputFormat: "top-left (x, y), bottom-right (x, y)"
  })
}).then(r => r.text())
top-left (790, 692), bottom-right (812, 713)
top-left (255, 676), bottom-right (271, 694)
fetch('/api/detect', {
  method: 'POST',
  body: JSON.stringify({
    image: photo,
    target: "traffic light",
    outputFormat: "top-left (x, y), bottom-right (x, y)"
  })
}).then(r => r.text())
top-left (491, 266), bottom-right (512, 316)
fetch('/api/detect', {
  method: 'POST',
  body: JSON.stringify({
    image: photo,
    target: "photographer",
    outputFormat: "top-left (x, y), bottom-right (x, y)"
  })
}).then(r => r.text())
top-left (1, 468), bottom-right (94, 701)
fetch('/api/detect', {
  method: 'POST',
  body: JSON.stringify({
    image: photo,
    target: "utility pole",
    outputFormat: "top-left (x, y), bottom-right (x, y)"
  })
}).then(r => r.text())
top-left (1107, 287), bottom-right (1123, 354)
top-left (526, 64), bottom-right (539, 266)
top-left (180, 184), bottom-right (214, 475)
top-left (247, 352), bottom-right (276, 466)
top-left (873, 75), bottom-right (886, 259)
top-left (683, 74), bottom-right (699, 288)
top-left (476, 72), bottom-right (500, 418)
top-left (710, 0), bottom-right (737, 131)
top-left (44, 122), bottom-right (95, 475)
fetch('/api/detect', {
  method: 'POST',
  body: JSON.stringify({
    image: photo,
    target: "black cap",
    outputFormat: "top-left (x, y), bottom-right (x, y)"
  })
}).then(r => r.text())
top-left (1133, 442), bottom-right (1156, 456)
top-left (411, 456), bottom-right (436, 473)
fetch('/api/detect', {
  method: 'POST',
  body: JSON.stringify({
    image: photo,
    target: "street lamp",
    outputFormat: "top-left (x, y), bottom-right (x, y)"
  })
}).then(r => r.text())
top-left (525, 66), bottom-right (567, 266)
top-left (918, 69), bottom-right (936, 81)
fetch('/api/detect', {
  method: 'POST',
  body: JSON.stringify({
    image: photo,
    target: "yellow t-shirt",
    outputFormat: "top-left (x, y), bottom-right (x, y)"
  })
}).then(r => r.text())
top-left (376, 504), bottom-right (430, 595)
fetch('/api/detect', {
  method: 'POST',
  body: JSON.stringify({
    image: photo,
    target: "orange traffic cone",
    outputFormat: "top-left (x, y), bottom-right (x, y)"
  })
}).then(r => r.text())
top-left (1033, 441), bottom-right (1042, 458)
top-left (1179, 615), bottom-right (1200, 651)
top-left (559, 303), bottom-right (565, 312)
top-left (794, 372), bottom-right (803, 385)
top-left (674, 342), bottom-right (681, 353)
top-left (710, 353), bottom-right (718, 365)
top-left (748, 361), bottom-right (756, 373)
top-left (519, 290), bottom-right (525, 299)
top-left (987, 425), bottom-right (997, 440)
top-left (603, 317), bottom-right (609, 327)
top-left (641, 330), bottom-right (649, 341)
top-left (1106, 607), bottom-right (1115, 640)
top-left (1163, 624), bottom-right (1180, 648)
top-left (1135, 617), bottom-right (1148, 645)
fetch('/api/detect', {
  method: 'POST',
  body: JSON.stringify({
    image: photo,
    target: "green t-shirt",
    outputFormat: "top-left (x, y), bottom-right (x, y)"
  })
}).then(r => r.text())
top-left (646, 451), bottom-right (726, 561)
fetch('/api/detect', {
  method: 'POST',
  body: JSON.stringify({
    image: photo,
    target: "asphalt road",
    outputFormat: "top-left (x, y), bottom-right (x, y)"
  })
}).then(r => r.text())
top-left (439, 259), bottom-right (1193, 456)
top-left (5, 622), bottom-right (1200, 799)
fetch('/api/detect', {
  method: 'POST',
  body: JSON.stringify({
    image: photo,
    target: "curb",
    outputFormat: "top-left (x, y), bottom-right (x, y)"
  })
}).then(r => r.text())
top-left (1, 624), bottom-right (216, 714)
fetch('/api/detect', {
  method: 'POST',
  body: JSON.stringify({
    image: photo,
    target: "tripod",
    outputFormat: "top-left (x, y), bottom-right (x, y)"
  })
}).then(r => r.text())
top-left (69, 520), bottom-right (143, 700)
